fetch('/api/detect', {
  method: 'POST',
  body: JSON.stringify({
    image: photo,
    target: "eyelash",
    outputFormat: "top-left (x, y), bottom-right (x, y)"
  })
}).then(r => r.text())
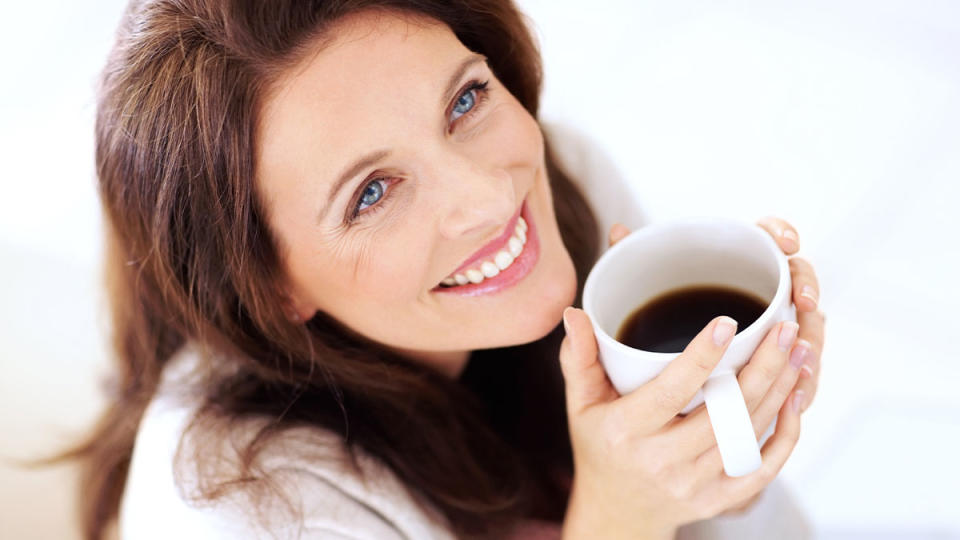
top-left (347, 79), bottom-right (491, 223)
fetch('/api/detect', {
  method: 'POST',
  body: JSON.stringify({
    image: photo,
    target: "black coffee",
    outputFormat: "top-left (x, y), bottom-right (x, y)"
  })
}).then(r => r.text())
top-left (616, 285), bottom-right (768, 353)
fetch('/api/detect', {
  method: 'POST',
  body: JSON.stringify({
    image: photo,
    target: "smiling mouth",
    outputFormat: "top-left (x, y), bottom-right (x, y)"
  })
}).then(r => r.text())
top-left (431, 197), bottom-right (538, 295)
top-left (438, 215), bottom-right (528, 287)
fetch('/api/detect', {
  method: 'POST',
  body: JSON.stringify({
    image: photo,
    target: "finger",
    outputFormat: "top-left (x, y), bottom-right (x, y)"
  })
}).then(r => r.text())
top-left (748, 338), bottom-right (810, 438)
top-left (795, 356), bottom-right (821, 414)
top-left (608, 223), bottom-right (631, 247)
top-left (794, 308), bottom-right (826, 412)
top-left (662, 320), bottom-right (799, 458)
top-left (797, 300), bottom-right (825, 360)
top-left (712, 389), bottom-right (803, 499)
top-left (687, 337), bottom-right (808, 479)
top-left (559, 307), bottom-right (620, 416)
top-left (789, 257), bottom-right (821, 312)
top-left (757, 216), bottom-right (799, 255)
top-left (615, 316), bottom-right (738, 433)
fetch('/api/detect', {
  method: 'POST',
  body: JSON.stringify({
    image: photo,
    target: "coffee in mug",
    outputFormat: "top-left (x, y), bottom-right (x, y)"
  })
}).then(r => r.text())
top-left (616, 285), bottom-right (768, 353)
top-left (582, 217), bottom-right (797, 477)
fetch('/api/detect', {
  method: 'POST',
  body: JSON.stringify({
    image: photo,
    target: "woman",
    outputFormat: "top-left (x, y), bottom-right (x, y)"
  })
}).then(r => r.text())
top-left (71, 0), bottom-right (825, 538)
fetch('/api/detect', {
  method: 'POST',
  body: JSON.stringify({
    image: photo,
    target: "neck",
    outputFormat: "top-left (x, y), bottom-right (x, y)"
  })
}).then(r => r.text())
top-left (385, 346), bottom-right (472, 379)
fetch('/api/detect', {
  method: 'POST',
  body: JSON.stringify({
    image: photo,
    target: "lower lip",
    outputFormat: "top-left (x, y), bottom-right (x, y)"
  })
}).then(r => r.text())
top-left (431, 199), bottom-right (540, 297)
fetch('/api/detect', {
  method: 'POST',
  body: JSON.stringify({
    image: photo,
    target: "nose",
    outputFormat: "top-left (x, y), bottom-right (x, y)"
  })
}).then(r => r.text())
top-left (432, 153), bottom-right (517, 241)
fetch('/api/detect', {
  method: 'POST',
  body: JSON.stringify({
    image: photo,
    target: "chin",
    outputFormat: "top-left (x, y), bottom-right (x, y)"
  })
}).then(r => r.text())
top-left (513, 196), bottom-right (579, 345)
top-left (506, 245), bottom-right (578, 347)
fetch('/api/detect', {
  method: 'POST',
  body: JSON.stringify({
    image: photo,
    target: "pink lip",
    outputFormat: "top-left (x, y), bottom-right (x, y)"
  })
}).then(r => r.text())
top-left (446, 199), bottom-right (525, 277)
top-left (431, 198), bottom-right (539, 297)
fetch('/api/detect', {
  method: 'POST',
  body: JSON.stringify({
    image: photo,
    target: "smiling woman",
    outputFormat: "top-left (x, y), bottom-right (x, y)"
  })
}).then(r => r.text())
top-left (56, 0), bottom-right (821, 539)
top-left (60, 1), bottom-right (599, 539)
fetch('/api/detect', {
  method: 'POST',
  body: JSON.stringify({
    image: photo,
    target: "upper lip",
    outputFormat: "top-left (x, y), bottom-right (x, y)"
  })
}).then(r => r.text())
top-left (441, 202), bottom-right (523, 280)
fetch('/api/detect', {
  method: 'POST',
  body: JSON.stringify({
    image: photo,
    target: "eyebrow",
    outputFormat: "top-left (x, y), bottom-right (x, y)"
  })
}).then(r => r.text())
top-left (318, 148), bottom-right (390, 222)
top-left (440, 53), bottom-right (488, 111)
top-left (318, 53), bottom-right (488, 223)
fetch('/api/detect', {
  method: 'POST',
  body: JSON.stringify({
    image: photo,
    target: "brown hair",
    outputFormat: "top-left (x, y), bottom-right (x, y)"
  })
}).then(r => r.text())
top-left (65, 0), bottom-right (599, 538)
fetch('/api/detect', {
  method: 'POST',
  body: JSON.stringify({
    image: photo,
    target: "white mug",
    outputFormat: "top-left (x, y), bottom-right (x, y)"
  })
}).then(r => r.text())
top-left (582, 217), bottom-right (796, 477)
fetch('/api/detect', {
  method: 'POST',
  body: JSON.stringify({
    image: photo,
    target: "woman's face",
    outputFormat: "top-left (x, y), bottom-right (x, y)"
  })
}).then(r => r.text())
top-left (256, 10), bottom-right (577, 373)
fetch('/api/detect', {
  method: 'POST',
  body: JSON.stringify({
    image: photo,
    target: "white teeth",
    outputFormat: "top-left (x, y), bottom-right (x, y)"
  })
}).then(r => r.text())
top-left (439, 214), bottom-right (531, 288)
top-left (494, 250), bottom-right (514, 270)
top-left (465, 269), bottom-right (484, 284)
top-left (508, 236), bottom-right (523, 257)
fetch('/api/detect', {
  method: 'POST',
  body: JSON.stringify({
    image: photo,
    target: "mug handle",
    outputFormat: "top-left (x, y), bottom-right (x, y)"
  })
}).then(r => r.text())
top-left (703, 302), bottom-right (798, 477)
top-left (702, 372), bottom-right (762, 477)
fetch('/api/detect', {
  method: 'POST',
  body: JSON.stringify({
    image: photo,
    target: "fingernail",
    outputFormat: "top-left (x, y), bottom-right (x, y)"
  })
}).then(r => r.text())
top-left (789, 338), bottom-right (811, 370)
top-left (778, 321), bottom-right (799, 352)
top-left (792, 390), bottom-right (807, 413)
top-left (801, 285), bottom-right (818, 307)
top-left (713, 317), bottom-right (737, 346)
top-left (800, 364), bottom-right (814, 379)
top-left (783, 229), bottom-right (799, 245)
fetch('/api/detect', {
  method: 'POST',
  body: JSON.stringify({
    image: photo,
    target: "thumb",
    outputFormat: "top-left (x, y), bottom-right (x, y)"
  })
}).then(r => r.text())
top-left (559, 307), bottom-right (619, 415)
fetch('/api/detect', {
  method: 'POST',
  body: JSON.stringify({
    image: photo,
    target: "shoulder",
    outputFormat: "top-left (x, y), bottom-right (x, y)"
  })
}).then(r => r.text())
top-left (119, 343), bottom-right (456, 540)
top-left (540, 120), bottom-right (650, 247)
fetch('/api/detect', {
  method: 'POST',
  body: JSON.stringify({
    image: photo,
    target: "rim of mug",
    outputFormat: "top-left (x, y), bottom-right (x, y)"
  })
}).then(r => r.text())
top-left (582, 216), bottom-right (792, 363)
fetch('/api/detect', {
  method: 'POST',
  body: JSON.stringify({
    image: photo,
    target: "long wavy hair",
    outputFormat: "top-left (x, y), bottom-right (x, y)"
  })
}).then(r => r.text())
top-left (64, 0), bottom-right (600, 538)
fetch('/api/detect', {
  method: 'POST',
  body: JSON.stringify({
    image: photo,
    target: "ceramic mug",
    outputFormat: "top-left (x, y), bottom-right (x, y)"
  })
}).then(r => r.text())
top-left (582, 217), bottom-right (796, 477)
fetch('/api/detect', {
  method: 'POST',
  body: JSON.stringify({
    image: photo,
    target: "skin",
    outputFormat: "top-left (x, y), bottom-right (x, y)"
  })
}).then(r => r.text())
top-left (256, 10), bottom-right (577, 377)
top-left (255, 8), bottom-right (826, 528)
top-left (562, 219), bottom-right (823, 533)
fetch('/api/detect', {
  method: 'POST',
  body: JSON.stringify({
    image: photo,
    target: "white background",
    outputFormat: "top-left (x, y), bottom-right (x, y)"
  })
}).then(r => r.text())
top-left (1, 1), bottom-right (958, 538)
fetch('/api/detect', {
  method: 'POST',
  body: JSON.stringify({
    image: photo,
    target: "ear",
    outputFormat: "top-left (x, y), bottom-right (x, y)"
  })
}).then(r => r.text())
top-left (280, 288), bottom-right (315, 324)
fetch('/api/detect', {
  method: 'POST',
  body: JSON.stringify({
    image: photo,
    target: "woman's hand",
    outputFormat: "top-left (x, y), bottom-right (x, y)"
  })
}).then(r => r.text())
top-left (716, 216), bottom-right (825, 515)
top-left (754, 216), bottom-right (824, 412)
top-left (559, 222), bottom-right (823, 538)
top-left (611, 218), bottom-right (824, 417)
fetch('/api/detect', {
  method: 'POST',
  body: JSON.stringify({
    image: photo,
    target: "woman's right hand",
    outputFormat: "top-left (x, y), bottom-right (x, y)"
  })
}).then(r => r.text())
top-left (558, 226), bottom-right (808, 539)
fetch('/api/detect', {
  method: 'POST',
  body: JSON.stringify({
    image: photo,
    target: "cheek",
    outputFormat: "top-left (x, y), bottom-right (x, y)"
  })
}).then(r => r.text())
top-left (316, 231), bottom-right (434, 307)
top-left (481, 102), bottom-right (543, 168)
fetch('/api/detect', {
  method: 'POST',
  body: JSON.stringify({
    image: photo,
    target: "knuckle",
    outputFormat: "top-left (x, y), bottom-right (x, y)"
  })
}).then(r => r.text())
top-left (755, 464), bottom-right (777, 486)
top-left (689, 350), bottom-right (717, 374)
top-left (789, 256), bottom-right (811, 270)
top-left (791, 420), bottom-right (803, 445)
top-left (636, 445), bottom-right (670, 478)
top-left (654, 386), bottom-right (685, 413)
top-left (772, 373), bottom-right (797, 400)
top-left (602, 408), bottom-right (632, 449)
top-left (753, 356), bottom-right (781, 384)
top-left (665, 474), bottom-right (695, 502)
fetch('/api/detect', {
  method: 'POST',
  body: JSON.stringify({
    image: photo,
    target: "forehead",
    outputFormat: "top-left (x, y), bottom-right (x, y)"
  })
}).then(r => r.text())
top-left (256, 11), bottom-right (472, 189)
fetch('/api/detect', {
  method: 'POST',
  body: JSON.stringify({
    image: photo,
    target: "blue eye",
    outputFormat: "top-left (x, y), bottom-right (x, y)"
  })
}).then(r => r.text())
top-left (349, 175), bottom-right (401, 223)
top-left (450, 80), bottom-right (489, 123)
top-left (451, 89), bottom-right (476, 120)
top-left (356, 179), bottom-right (385, 213)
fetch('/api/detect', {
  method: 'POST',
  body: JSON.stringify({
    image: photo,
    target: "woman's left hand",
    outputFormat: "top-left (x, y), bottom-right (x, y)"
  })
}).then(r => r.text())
top-left (607, 217), bottom-right (826, 517)
top-left (724, 216), bottom-right (826, 516)
top-left (754, 216), bottom-right (824, 410)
